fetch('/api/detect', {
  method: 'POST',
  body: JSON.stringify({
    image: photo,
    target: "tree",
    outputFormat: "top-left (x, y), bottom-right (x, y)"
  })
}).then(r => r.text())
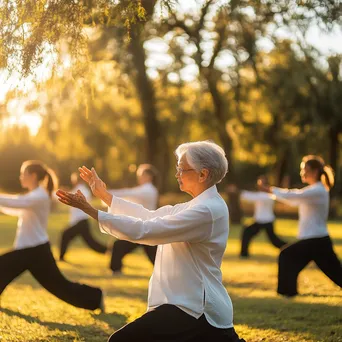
top-left (1, 0), bottom-right (341, 197)
top-left (1, 0), bottom-right (172, 189)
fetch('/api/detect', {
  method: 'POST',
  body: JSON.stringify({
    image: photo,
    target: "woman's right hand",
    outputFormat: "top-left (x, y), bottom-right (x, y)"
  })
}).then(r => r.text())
top-left (79, 166), bottom-right (108, 199)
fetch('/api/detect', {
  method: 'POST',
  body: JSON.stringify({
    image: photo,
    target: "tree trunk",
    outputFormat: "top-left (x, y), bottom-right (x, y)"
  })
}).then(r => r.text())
top-left (274, 145), bottom-right (291, 187)
top-left (206, 75), bottom-right (242, 224)
top-left (121, 0), bottom-right (169, 192)
top-left (329, 126), bottom-right (341, 198)
top-left (128, 27), bottom-right (169, 192)
top-left (329, 126), bottom-right (339, 172)
top-left (206, 75), bottom-right (234, 177)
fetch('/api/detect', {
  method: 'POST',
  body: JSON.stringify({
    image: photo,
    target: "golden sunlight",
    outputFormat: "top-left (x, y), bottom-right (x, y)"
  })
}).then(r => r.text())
top-left (3, 114), bottom-right (42, 136)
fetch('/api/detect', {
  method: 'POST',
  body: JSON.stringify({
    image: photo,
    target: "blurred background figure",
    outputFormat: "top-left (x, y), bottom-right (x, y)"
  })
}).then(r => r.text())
top-left (227, 176), bottom-right (287, 258)
top-left (107, 164), bottom-right (159, 275)
top-left (0, 161), bottom-right (104, 311)
top-left (59, 172), bottom-right (108, 262)
top-left (259, 155), bottom-right (342, 297)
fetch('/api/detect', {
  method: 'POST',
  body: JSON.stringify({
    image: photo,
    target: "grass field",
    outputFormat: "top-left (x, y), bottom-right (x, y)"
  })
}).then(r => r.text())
top-left (0, 204), bottom-right (341, 342)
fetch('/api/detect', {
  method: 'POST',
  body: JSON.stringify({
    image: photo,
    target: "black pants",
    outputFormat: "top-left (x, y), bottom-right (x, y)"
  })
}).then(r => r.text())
top-left (108, 304), bottom-right (246, 342)
top-left (278, 236), bottom-right (342, 297)
top-left (0, 242), bottom-right (102, 310)
top-left (240, 221), bottom-right (287, 257)
top-left (60, 219), bottom-right (107, 260)
top-left (110, 240), bottom-right (157, 272)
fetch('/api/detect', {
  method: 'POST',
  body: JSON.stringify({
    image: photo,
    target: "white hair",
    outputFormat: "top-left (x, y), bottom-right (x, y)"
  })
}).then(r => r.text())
top-left (175, 140), bottom-right (228, 186)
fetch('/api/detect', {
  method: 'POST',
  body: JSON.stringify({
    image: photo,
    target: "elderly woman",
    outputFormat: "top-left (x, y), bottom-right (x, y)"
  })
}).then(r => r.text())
top-left (56, 141), bottom-right (245, 342)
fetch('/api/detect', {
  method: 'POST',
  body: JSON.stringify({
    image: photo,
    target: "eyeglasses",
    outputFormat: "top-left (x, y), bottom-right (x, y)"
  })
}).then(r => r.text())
top-left (175, 166), bottom-right (196, 175)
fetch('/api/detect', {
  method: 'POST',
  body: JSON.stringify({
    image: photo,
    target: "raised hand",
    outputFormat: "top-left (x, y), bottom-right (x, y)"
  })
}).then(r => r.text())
top-left (78, 166), bottom-right (92, 184)
top-left (257, 178), bottom-right (271, 193)
top-left (56, 189), bottom-right (89, 210)
top-left (79, 166), bottom-right (107, 199)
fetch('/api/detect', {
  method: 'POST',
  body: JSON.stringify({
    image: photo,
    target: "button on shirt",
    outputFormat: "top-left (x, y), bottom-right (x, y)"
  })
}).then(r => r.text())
top-left (0, 186), bottom-right (50, 249)
top-left (271, 182), bottom-right (329, 240)
top-left (240, 191), bottom-right (276, 223)
top-left (108, 183), bottom-right (158, 210)
top-left (98, 185), bottom-right (233, 328)
top-left (69, 183), bottom-right (92, 225)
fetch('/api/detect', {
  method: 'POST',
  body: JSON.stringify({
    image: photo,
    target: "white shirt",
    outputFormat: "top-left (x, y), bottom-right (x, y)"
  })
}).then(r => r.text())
top-left (98, 185), bottom-right (233, 328)
top-left (108, 182), bottom-right (158, 210)
top-left (240, 191), bottom-right (276, 223)
top-left (272, 182), bottom-right (329, 240)
top-left (69, 183), bottom-right (92, 225)
top-left (0, 186), bottom-right (50, 249)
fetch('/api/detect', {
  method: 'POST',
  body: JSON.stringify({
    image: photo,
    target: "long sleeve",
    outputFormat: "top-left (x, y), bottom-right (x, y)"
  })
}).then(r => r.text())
top-left (271, 184), bottom-right (326, 207)
top-left (240, 191), bottom-right (275, 202)
top-left (108, 185), bottom-right (146, 199)
top-left (0, 206), bottom-right (22, 216)
top-left (0, 193), bottom-right (45, 209)
top-left (108, 195), bottom-right (187, 220)
top-left (98, 204), bottom-right (213, 246)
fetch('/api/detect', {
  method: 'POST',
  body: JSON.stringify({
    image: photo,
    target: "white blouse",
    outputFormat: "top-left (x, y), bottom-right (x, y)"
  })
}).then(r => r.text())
top-left (69, 183), bottom-right (92, 225)
top-left (98, 185), bottom-right (233, 328)
top-left (0, 186), bottom-right (50, 249)
top-left (108, 182), bottom-right (158, 210)
top-left (271, 182), bottom-right (329, 240)
top-left (240, 190), bottom-right (275, 223)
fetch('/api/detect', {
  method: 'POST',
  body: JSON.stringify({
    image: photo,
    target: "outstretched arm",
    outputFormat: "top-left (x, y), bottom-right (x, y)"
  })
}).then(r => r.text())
top-left (57, 189), bottom-right (213, 246)
top-left (0, 193), bottom-right (44, 209)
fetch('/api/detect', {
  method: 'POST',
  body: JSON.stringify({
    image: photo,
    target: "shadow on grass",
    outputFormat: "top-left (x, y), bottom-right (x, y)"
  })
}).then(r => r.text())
top-left (91, 311), bottom-right (128, 331)
top-left (299, 292), bottom-right (342, 298)
top-left (225, 280), bottom-right (271, 291)
top-left (8, 275), bottom-right (149, 300)
top-left (226, 279), bottom-right (342, 297)
top-left (0, 308), bottom-right (112, 339)
top-left (232, 295), bottom-right (342, 340)
top-left (72, 270), bottom-right (151, 281)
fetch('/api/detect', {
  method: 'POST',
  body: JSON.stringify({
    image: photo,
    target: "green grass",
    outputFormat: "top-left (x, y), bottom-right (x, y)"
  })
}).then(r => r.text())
top-left (0, 206), bottom-right (341, 342)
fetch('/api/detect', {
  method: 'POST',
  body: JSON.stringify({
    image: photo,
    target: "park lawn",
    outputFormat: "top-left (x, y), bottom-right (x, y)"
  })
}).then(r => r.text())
top-left (0, 206), bottom-right (341, 342)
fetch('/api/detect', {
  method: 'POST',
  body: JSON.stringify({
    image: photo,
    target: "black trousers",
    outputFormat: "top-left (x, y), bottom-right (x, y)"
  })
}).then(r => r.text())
top-left (59, 219), bottom-right (107, 260)
top-left (0, 242), bottom-right (102, 310)
top-left (278, 236), bottom-right (342, 297)
top-left (240, 221), bottom-right (287, 257)
top-left (110, 240), bottom-right (157, 272)
top-left (108, 304), bottom-right (246, 342)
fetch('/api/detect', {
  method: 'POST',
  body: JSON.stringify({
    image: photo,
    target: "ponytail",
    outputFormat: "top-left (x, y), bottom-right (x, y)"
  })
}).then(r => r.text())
top-left (21, 160), bottom-right (59, 197)
top-left (321, 165), bottom-right (335, 191)
top-left (302, 155), bottom-right (335, 191)
top-left (45, 167), bottom-right (59, 196)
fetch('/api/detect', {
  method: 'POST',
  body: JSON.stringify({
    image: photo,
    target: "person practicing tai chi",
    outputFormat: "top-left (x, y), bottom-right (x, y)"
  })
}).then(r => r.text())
top-left (227, 175), bottom-right (287, 258)
top-left (107, 164), bottom-right (159, 275)
top-left (57, 141), bottom-right (245, 342)
top-left (0, 160), bottom-right (104, 312)
top-left (259, 155), bottom-right (342, 297)
top-left (59, 172), bottom-right (108, 262)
